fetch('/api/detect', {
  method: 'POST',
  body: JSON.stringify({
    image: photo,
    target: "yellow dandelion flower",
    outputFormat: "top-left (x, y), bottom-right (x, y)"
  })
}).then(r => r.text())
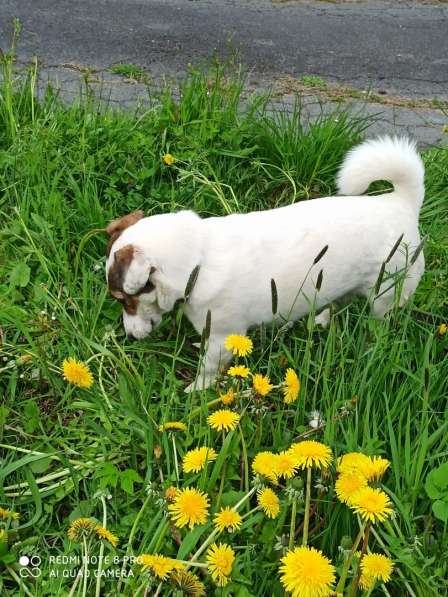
top-left (62, 358), bottom-right (93, 388)
top-left (170, 570), bottom-right (206, 596)
top-left (0, 507), bottom-right (20, 521)
top-left (213, 507), bottom-right (242, 533)
top-left (252, 451), bottom-right (278, 484)
top-left (438, 322), bottom-right (447, 336)
top-left (168, 487), bottom-right (210, 529)
top-left (95, 525), bottom-right (118, 548)
top-left (350, 487), bottom-right (393, 523)
top-left (360, 553), bottom-right (394, 590)
top-left (227, 365), bottom-right (250, 378)
top-left (165, 486), bottom-right (178, 501)
top-left (362, 456), bottom-right (390, 482)
top-left (163, 153), bottom-right (175, 166)
top-left (273, 450), bottom-right (299, 479)
top-left (220, 388), bottom-right (235, 405)
top-left (206, 543), bottom-right (235, 587)
top-left (207, 409), bottom-right (240, 432)
top-left (283, 368), bottom-right (301, 404)
top-left (337, 452), bottom-right (371, 476)
top-left (335, 473), bottom-right (368, 505)
top-left (182, 446), bottom-right (217, 473)
top-left (252, 373), bottom-right (273, 397)
top-left (138, 554), bottom-right (184, 579)
top-left (67, 518), bottom-right (97, 543)
top-left (158, 421), bottom-right (187, 432)
top-left (279, 546), bottom-right (336, 597)
top-left (225, 334), bottom-right (253, 357)
top-left (289, 441), bottom-right (332, 470)
top-left (257, 487), bottom-right (280, 518)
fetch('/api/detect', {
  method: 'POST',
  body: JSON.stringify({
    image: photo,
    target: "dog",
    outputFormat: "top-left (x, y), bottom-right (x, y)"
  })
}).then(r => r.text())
top-left (105, 136), bottom-right (425, 392)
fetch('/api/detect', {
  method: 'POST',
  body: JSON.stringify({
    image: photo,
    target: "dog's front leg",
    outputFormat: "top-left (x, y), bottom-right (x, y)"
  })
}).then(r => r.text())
top-left (185, 334), bottom-right (231, 393)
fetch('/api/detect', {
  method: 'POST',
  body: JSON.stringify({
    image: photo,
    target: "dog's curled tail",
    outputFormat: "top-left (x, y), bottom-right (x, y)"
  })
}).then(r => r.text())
top-left (337, 136), bottom-right (425, 211)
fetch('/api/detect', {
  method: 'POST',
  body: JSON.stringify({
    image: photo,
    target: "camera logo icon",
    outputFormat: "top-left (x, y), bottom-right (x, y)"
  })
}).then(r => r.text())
top-left (19, 555), bottom-right (42, 578)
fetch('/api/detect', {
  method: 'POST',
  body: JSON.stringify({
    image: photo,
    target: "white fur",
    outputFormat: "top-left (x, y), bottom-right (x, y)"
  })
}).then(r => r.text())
top-left (106, 136), bottom-right (425, 391)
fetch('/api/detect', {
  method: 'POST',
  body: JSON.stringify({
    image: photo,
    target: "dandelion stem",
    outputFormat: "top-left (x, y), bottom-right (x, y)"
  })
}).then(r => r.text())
top-left (95, 496), bottom-right (107, 597)
top-left (241, 505), bottom-right (261, 520)
top-left (67, 568), bottom-right (83, 597)
top-left (187, 528), bottom-right (220, 568)
top-left (5, 565), bottom-right (34, 597)
top-left (172, 435), bottom-right (180, 482)
top-left (116, 493), bottom-right (152, 594)
top-left (81, 537), bottom-right (89, 597)
top-left (289, 497), bottom-right (298, 550)
top-left (335, 522), bottom-right (365, 593)
top-left (189, 397), bottom-right (222, 419)
top-left (302, 467), bottom-right (312, 546)
top-left (238, 423), bottom-right (250, 506)
top-left (188, 486), bottom-right (256, 567)
top-left (348, 522), bottom-right (371, 597)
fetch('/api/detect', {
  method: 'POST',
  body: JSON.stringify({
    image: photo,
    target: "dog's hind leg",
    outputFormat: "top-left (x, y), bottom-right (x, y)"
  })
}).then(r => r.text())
top-left (368, 252), bottom-right (425, 319)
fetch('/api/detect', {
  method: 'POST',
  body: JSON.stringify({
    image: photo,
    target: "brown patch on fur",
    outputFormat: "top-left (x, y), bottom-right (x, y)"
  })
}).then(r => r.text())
top-left (107, 244), bottom-right (140, 314)
top-left (106, 210), bottom-right (144, 256)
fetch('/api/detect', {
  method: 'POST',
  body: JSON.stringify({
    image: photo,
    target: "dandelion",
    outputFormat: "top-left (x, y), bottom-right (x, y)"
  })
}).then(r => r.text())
top-left (283, 369), bottom-right (300, 404)
top-left (213, 507), bottom-right (242, 533)
top-left (252, 451), bottom-right (278, 484)
top-left (208, 409), bottom-right (240, 432)
top-left (168, 487), bottom-right (210, 529)
top-left (165, 486), bottom-right (178, 501)
top-left (182, 446), bottom-right (217, 473)
top-left (138, 554), bottom-right (184, 579)
top-left (257, 487), bottom-right (280, 518)
top-left (227, 365), bottom-right (250, 378)
top-left (360, 553), bottom-right (394, 590)
top-left (95, 525), bottom-right (118, 548)
top-left (206, 543), bottom-right (235, 587)
top-left (62, 358), bottom-right (93, 388)
top-left (220, 388), bottom-right (235, 405)
top-left (163, 153), bottom-right (175, 166)
top-left (225, 334), bottom-right (253, 357)
top-left (273, 451), bottom-right (299, 479)
top-left (170, 570), bottom-right (206, 596)
top-left (335, 473), bottom-right (367, 505)
top-left (0, 507), bottom-right (20, 521)
top-left (350, 487), bottom-right (393, 523)
top-left (68, 518), bottom-right (97, 542)
top-left (279, 546), bottom-right (336, 597)
top-left (363, 456), bottom-right (390, 482)
top-left (252, 373), bottom-right (273, 397)
top-left (289, 441), bottom-right (332, 470)
top-left (158, 421), bottom-right (187, 432)
top-left (337, 452), bottom-right (371, 476)
top-left (438, 322), bottom-right (447, 336)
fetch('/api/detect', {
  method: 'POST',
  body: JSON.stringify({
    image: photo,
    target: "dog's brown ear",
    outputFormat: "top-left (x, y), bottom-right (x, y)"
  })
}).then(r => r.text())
top-left (106, 210), bottom-right (144, 256)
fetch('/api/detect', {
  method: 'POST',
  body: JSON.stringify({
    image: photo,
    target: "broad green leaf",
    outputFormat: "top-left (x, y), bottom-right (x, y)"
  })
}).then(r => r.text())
top-left (432, 499), bottom-right (448, 522)
top-left (9, 262), bottom-right (31, 288)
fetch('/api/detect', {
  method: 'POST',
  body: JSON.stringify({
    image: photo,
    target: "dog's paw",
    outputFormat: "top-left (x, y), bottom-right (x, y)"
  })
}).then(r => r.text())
top-left (315, 308), bottom-right (331, 328)
top-left (184, 373), bottom-right (216, 393)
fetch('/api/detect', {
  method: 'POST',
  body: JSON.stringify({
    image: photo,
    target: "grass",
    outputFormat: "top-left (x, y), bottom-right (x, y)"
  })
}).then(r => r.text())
top-left (275, 74), bottom-right (448, 111)
top-left (0, 33), bottom-right (447, 597)
top-left (110, 63), bottom-right (149, 84)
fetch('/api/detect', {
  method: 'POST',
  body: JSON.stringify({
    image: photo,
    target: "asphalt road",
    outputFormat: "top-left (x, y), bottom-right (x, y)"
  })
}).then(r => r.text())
top-left (1, 0), bottom-right (447, 99)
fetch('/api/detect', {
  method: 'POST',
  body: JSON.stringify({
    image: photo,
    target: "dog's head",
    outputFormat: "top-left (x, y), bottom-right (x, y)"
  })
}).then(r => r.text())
top-left (106, 211), bottom-right (164, 339)
top-left (105, 209), bottom-right (201, 340)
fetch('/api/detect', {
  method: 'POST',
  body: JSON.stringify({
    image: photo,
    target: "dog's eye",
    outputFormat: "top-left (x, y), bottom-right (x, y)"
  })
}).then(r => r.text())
top-left (136, 279), bottom-right (155, 295)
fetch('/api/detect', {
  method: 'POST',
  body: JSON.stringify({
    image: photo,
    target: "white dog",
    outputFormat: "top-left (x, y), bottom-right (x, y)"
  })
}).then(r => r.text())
top-left (106, 136), bottom-right (425, 391)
